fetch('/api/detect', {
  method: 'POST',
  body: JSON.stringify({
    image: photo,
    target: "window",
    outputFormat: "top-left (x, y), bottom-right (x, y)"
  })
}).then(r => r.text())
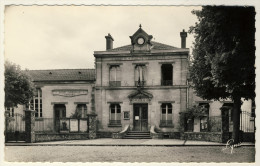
top-left (160, 103), bottom-right (173, 126)
top-left (222, 103), bottom-right (234, 121)
top-left (199, 103), bottom-right (209, 132)
top-left (109, 104), bottom-right (121, 125)
top-left (6, 107), bottom-right (14, 117)
top-left (109, 66), bottom-right (121, 86)
top-left (27, 88), bottom-right (42, 118)
top-left (123, 111), bottom-right (130, 120)
top-left (161, 64), bottom-right (173, 86)
top-left (76, 104), bottom-right (87, 118)
top-left (135, 65), bottom-right (146, 86)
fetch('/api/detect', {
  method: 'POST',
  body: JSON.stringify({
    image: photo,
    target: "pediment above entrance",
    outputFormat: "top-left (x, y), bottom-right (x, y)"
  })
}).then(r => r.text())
top-left (128, 89), bottom-right (153, 104)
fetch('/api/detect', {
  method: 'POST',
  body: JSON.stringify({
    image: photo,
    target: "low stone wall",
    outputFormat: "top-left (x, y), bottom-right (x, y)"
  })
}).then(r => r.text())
top-left (97, 131), bottom-right (113, 138)
top-left (6, 132), bottom-right (26, 142)
top-left (160, 132), bottom-right (181, 139)
top-left (35, 133), bottom-right (89, 142)
top-left (181, 132), bottom-right (223, 143)
top-left (243, 133), bottom-right (255, 142)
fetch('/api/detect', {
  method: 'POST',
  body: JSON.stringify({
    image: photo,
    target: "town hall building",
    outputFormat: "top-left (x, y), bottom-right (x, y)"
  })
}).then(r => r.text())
top-left (5, 26), bottom-right (254, 142)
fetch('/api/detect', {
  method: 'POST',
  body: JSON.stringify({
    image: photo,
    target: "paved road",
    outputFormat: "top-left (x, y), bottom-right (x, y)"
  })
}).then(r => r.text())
top-left (5, 146), bottom-right (255, 162)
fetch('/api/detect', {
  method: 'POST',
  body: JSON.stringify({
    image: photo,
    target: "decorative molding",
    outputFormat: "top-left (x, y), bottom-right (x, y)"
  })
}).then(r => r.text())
top-left (158, 61), bottom-right (175, 64)
top-left (107, 101), bottom-right (123, 104)
top-left (158, 101), bottom-right (175, 104)
top-left (51, 102), bottom-right (68, 105)
top-left (74, 102), bottom-right (89, 104)
top-left (132, 62), bottom-right (149, 65)
top-left (52, 89), bottom-right (88, 97)
top-left (128, 89), bottom-right (153, 105)
top-left (107, 63), bottom-right (123, 66)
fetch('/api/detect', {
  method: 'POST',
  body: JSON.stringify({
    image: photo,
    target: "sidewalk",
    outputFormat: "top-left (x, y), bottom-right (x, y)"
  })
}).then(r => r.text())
top-left (5, 138), bottom-right (255, 146)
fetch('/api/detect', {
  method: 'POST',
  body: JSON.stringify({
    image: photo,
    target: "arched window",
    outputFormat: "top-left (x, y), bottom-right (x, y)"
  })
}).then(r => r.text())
top-left (27, 88), bottom-right (42, 118)
top-left (160, 103), bottom-right (173, 126)
top-left (109, 104), bottom-right (121, 125)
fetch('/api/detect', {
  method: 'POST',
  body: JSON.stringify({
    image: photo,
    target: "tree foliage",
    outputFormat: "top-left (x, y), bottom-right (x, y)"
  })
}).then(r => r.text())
top-left (189, 6), bottom-right (255, 100)
top-left (189, 6), bottom-right (255, 144)
top-left (4, 61), bottom-right (34, 108)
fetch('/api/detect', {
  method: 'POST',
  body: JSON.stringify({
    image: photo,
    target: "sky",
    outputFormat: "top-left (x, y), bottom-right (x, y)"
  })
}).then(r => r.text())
top-left (4, 6), bottom-right (201, 70)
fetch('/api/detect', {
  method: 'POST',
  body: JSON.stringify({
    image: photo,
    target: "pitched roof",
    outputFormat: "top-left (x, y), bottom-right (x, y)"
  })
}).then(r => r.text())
top-left (26, 69), bottom-right (95, 82)
top-left (108, 41), bottom-right (179, 52)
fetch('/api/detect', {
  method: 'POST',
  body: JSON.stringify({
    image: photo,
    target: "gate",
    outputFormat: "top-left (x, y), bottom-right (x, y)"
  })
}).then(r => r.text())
top-left (5, 113), bottom-right (26, 142)
top-left (240, 111), bottom-right (255, 132)
top-left (240, 111), bottom-right (255, 142)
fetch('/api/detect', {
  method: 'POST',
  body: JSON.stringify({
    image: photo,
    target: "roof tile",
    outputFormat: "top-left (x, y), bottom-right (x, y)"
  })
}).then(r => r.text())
top-left (26, 69), bottom-right (95, 82)
top-left (108, 41), bottom-right (180, 51)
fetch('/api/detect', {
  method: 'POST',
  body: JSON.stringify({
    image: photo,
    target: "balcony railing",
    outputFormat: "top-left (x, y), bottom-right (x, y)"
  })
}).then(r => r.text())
top-left (161, 80), bottom-right (173, 86)
top-left (135, 81), bottom-right (146, 86)
top-left (160, 120), bottom-right (173, 127)
top-left (109, 120), bottom-right (121, 125)
top-left (109, 81), bottom-right (121, 87)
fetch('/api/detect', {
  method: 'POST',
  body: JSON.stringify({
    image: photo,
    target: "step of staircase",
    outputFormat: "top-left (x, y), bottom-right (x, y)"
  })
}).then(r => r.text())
top-left (123, 131), bottom-right (152, 139)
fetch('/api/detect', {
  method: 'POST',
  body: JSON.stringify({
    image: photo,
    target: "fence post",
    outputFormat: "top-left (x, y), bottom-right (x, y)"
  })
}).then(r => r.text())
top-left (87, 112), bottom-right (97, 139)
top-left (4, 111), bottom-right (10, 142)
top-left (25, 110), bottom-right (36, 143)
top-left (221, 107), bottom-right (230, 143)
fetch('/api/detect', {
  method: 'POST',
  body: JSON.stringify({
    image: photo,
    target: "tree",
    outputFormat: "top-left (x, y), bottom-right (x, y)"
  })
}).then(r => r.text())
top-left (189, 6), bottom-right (255, 144)
top-left (4, 61), bottom-right (34, 109)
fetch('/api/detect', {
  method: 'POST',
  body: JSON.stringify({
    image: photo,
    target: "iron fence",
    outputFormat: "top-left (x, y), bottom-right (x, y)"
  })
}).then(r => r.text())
top-left (6, 113), bottom-right (25, 132)
top-left (35, 118), bottom-right (55, 132)
top-left (161, 80), bottom-right (173, 86)
top-left (109, 81), bottom-right (121, 87)
top-left (240, 111), bottom-right (255, 132)
top-left (135, 81), bottom-right (146, 86)
top-left (109, 120), bottom-right (121, 125)
top-left (160, 120), bottom-right (173, 126)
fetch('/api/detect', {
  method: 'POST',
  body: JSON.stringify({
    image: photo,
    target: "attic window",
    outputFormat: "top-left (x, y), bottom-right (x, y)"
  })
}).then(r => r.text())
top-left (78, 71), bottom-right (82, 74)
top-left (49, 72), bottom-right (52, 75)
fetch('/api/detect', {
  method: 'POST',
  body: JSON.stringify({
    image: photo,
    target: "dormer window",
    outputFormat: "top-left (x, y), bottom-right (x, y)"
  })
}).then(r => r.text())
top-left (130, 25), bottom-right (153, 52)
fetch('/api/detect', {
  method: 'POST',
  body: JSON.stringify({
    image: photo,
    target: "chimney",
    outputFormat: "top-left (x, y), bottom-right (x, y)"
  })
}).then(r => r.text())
top-left (105, 33), bottom-right (114, 50)
top-left (180, 29), bottom-right (187, 48)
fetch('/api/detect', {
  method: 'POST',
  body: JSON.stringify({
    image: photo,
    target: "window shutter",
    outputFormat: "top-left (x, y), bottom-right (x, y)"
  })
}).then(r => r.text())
top-left (142, 66), bottom-right (147, 81)
top-left (134, 66), bottom-right (139, 82)
top-left (116, 66), bottom-right (121, 81)
top-left (110, 67), bottom-right (116, 81)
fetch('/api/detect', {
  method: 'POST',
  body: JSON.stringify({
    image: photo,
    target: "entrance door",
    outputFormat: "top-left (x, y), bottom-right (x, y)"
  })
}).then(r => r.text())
top-left (54, 104), bottom-right (66, 132)
top-left (133, 104), bottom-right (148, 131)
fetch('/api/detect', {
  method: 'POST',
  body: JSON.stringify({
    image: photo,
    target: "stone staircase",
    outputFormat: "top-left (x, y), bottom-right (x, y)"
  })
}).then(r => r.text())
top-left (123, 131), bottom-right (152, 139)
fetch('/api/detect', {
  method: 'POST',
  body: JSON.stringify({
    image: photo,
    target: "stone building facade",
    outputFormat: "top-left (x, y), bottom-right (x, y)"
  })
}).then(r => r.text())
top-left (94, 26), bottom-right (189, 134)
top-left (6, 26), bottom-right (254, 141)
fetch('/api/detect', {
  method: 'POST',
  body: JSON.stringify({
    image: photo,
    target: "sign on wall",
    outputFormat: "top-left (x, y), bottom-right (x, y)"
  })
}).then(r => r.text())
top-left (70, 119), bottom-right (79, 132)
top-left (79, 119), bottom-right (88, 132)
top-left (124, 111), bottom-right (130, 120)
top-left (52, 89), bottom-right (88, 97)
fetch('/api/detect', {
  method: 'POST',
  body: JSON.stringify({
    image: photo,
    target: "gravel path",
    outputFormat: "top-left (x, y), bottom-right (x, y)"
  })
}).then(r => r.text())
top-left (5, 146), bottom-right (255, 162)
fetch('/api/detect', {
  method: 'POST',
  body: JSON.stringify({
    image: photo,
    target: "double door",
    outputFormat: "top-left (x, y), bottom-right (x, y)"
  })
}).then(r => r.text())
top-left (133, 104), bottom-right (148, 131)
